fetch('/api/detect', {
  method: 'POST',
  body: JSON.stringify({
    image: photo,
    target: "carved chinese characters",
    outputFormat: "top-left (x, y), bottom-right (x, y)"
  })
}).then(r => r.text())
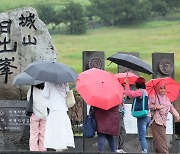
top-left (0, 7), bottom-right (57, 99)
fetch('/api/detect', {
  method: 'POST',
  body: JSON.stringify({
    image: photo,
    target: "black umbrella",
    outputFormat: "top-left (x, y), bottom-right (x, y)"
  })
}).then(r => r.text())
top-left (107, 53), bottom-right (153, 75)
top-left (24, 60), bottom-right (78, 84)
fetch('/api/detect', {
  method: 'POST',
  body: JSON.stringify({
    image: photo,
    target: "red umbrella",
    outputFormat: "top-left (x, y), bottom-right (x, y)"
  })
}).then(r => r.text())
top-left (114, 72), bottom-right (138, 85)
top-left (146, 77), bottom-right (180, 102)
top-left (76, 68), bottom-right (123, 110)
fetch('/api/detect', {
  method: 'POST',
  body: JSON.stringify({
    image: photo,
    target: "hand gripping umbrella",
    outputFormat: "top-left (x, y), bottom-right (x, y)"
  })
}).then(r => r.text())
top-left (107, 53), bottom-right (153, 75)
top-left (146, 77), bottom-right (180, 102)
top-left (76, 68), bottom-right (123, 110)
top-left (114, 72), bottom-right (138, 85)
top-left (24, 60), bottom-right (78, 84)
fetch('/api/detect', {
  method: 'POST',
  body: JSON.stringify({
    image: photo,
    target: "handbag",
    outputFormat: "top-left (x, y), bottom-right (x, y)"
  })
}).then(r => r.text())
top-left (66, 90), bottom-right (76, 108)
top-left (83, 107), bottom-right (96, 138)
top-left (131, 89), bottom-right (149, 118)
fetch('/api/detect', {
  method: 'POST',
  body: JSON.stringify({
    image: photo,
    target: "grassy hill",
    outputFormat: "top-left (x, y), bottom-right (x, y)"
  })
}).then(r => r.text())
top-left (53, 20), bottom-right (180, 81)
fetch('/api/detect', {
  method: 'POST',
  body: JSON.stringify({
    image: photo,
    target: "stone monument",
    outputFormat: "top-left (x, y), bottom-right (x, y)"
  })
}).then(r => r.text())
top-left (0, 7), bottom-right (57, 151)
top-left (0, 7), bottom-right (57, 100)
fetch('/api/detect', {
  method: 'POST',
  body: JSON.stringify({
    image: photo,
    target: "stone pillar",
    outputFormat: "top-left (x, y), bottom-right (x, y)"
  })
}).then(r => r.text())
top-left (82, 51), bottom-right (105, 151)
top-left (152, 53), bottom-right (174, 78)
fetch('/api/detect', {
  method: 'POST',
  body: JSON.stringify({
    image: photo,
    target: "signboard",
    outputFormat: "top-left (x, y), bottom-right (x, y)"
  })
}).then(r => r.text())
top-left (0, 100), bottom-right (30, 131)
top-left (124, 104), bottom-right (173, 134)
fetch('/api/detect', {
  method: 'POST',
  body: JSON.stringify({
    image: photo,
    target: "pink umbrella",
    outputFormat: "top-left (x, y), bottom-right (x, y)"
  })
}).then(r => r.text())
top-left (114, 72), bottom-right (138, 85)
top-left (146, 77), bottom-right (180, 102)
top-left (76, 68), bottom-right (123, 110)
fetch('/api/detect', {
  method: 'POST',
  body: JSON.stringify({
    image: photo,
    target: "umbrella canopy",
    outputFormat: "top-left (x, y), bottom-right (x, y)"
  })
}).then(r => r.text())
top-left (114, 72), bottom-right (138, 85)
top-left (76, 68), bottom-right (123, 110)
top-left (107, 53), bottom-right (153, 75)
top-left (13, 72), bottom-right (43, 85)
top-left (146, 77), bottom-right (180, 102)
top-left (24, 60), bottom-right (78, 84)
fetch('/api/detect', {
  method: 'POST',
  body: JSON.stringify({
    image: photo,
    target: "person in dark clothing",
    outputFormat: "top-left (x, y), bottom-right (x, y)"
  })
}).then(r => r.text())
top-left (93, 105), bottom-right (119, 152)
top-left (116, 95), bottom-right (126, 153)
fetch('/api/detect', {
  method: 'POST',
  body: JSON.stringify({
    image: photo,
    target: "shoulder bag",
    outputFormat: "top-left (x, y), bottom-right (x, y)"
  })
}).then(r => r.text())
top-left (66, 90), bottom-right (76, 108)
top-left (83, 107), bottom-right (96, 138)
top-left (131, 89), bottom-right (149, 118)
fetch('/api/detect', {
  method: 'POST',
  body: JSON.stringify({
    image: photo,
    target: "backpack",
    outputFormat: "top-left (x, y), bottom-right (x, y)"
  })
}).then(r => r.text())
top-left (131, 89), bottom-right (149, 118)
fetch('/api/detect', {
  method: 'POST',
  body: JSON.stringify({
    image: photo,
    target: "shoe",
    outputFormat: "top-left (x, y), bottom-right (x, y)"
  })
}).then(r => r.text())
top-left (116, 149), bottom-right (126, 153)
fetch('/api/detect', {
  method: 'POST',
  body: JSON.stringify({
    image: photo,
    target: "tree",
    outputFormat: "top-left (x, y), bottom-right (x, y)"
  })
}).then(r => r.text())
top-left (35, 4), bottom-right (56, 26)
top-left (121, 0), bottom-right (152, 24)
top-left (87, 0), bottom-right (152, 25)
top-left (150, 0), bottom-right (168, 16)
top-left (60, 2), bottom-right (87, 34)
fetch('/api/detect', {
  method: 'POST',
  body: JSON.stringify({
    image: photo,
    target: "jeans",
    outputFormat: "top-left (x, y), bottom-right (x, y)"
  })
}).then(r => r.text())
top-left (137, 116), bottom-right (151, 153)
top-left (97, 132), bottom-right (116, 152)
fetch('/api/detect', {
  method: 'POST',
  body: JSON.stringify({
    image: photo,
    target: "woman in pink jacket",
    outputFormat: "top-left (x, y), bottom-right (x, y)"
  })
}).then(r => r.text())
top-left (124, 77), bottom-right (151, 153)
top-left (148, 82), bottom-right (180, 153)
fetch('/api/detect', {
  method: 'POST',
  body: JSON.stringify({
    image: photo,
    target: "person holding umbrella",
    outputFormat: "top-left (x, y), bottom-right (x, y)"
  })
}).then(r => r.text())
top-left (27, 83), bottom-right (48, 151)
top-left (76, 68), bottom-right (124, 152)
top-left (124, 77), bottom-right (151, 153)
top-left (42, 82), bottom-right (75, 151)
top-left (148, 81), bottom-right (180, 153)
top-left (116, 91), bottom-right (127, 153)
top-left (115, 72), bottom-right (138, 153)
top-left (92, 105), bottom-right (119, 152)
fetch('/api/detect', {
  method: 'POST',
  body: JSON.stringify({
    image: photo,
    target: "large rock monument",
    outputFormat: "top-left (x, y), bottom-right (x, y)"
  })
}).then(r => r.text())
top-left (0, 7), bottom-right (57, 151)
top-left (0, 7), bottom-right (57, 100)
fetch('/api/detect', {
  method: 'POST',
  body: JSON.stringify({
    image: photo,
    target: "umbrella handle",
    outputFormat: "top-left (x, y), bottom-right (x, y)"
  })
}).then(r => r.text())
top-left (108, 62), bottom-right (112, 66)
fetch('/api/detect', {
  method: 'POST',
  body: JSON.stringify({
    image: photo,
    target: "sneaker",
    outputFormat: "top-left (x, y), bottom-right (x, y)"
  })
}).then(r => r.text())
top-left (116, 149), bottom-right (126, 153)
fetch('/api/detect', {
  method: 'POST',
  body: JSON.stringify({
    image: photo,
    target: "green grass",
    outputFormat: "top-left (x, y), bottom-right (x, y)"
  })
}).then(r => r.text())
top-left (53, 20), bottom-right (180, 82)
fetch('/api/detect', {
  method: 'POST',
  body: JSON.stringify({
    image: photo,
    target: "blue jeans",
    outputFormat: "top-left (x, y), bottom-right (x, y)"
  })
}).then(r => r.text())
top-left (137, 116), bottom-right (151, 153)
top-left (97, 132), bottom-right (116, 152)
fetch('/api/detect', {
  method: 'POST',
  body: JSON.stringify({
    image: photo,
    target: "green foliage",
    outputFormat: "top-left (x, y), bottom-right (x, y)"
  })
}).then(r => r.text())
top-left (60, 1), bottom-right (87, 34)
top-left (87, 0), bottom-right (152, 25)
top-left (151, 0), bottom-right (168, 16)
top-left (35, 4), bottom-right (56, 25)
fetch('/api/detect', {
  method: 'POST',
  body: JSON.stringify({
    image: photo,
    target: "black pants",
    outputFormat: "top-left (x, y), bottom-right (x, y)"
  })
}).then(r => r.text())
top-left (117, 112), bottom-right (126, 149)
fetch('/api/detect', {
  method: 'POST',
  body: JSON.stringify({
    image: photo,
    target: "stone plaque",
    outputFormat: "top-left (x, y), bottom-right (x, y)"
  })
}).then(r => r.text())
top-left (152, 53), bottom-right (174, 78)
top-left (82, 51), bottom-right (104, 71)
top-left (0, 100), bottom-right (29, 132)
top-left (159, 59), bottom-right (174, 75)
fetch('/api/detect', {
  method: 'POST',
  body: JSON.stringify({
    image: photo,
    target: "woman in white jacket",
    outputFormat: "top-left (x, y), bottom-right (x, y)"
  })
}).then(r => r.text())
top-left (27, 83), bottom-right (47, 151)
top-left (43, 82), bottom-right (75, 151)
